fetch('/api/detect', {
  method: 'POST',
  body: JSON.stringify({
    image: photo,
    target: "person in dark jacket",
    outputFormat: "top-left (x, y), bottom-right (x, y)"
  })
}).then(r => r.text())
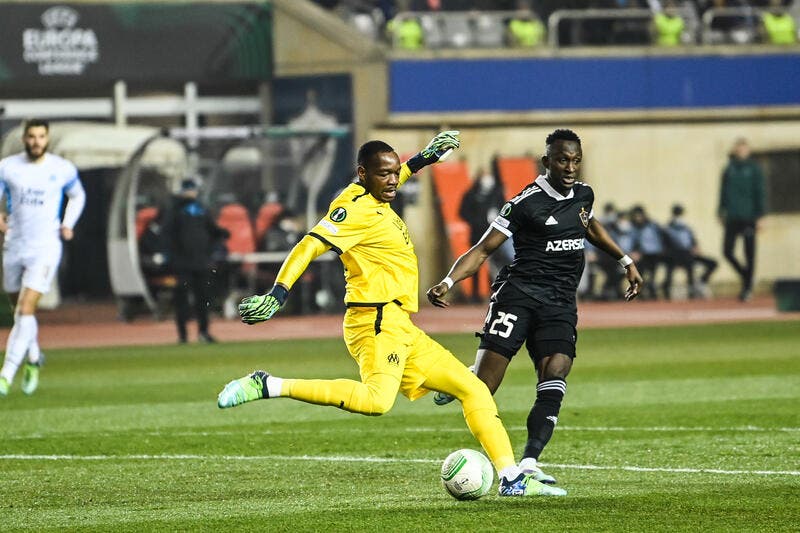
top-left (458, 168), bottom-right (507, 302)
top-left (162, 178), bottom-right (230, 343)
top-left (630, 205), bottom-right (667, 300)
top-left (718, 138), bottom-right (766, 301)
top-left (663, 204), bottom-right (718, 299)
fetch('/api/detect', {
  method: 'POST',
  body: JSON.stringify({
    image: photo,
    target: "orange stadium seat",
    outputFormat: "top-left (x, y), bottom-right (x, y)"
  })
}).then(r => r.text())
top-left (431, 161), bottom-right (490, 299)
top-left (431, 160), bottom-right (471, 223)
top-left (135, 206), bottom-right (159, 241)
top-left (254, 201), bottom-right (284, 245)
top-left (496, 157), bottom-right (538, 200)
top-left (216, 203), bottom-right (256, 255)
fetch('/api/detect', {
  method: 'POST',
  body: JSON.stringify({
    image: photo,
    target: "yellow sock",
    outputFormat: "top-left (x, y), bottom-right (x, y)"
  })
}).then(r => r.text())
top-left (463, 404), bottom-right (516, 472)
top-left (283, 373), bottom-right (400, 416)
top-left (422, 356), bottom-right (517, 472)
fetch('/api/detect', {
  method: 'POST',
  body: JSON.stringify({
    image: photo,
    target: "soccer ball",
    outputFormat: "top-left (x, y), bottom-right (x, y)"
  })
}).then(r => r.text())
top-left (440, 449), bottom-right (494, 500)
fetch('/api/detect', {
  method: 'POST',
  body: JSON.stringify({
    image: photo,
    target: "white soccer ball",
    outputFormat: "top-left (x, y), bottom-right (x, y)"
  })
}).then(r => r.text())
top-left (440, 448), bottom-right (494, 500)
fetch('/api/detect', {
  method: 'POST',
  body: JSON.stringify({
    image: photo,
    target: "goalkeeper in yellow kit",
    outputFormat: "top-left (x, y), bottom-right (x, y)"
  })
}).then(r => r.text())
top-left (217, 131), bottom-right (565, 497)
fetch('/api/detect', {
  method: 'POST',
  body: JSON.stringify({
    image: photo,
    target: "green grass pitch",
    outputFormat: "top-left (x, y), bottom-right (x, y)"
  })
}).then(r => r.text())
top-left (2, 321), bottom-right (798, 532)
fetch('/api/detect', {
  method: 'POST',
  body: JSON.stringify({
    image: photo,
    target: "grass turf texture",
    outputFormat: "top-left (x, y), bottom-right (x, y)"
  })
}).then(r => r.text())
top-left (1, 321), bottom-right (798, 532)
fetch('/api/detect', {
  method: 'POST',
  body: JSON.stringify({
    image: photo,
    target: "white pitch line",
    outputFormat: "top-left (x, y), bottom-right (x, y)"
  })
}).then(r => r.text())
top-left (0, 454), bottom-right (797, 476)
top-left (408, 425), bottom-right (800, 433)
top-left (4, 425), bottom-right (799, 441)
top-left (0, 453), bottom-right (432, 463)
top-left (546, 463), bottom-right (800, 476)
top-left (3, 426), bottom-right (800, 440)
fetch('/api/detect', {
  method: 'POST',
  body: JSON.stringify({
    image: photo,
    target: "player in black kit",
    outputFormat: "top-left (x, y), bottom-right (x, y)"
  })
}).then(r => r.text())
top-left (427, 129), bottom-right (643, 487)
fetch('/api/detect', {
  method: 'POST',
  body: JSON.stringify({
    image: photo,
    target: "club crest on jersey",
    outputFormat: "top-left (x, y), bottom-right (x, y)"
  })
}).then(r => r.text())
top-left (500, 202), bottom-right (512, 217)
top-left (330, 207), bottom-right (347, 223)
top-left (578, 207), bottom-right (590, 228)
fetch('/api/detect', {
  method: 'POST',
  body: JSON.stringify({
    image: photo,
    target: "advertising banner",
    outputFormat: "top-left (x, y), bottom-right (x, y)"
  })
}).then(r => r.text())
top-left (0, 2), bottom-right (272, 86)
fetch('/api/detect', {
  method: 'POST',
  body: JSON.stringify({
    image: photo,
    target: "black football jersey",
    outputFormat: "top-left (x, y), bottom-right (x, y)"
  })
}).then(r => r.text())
top-left (490, 175), bottom-right (595, 305)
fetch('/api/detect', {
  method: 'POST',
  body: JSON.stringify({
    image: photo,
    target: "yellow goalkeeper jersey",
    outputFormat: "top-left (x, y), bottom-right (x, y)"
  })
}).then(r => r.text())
top-left (309, 182), bottom-right (419, 313)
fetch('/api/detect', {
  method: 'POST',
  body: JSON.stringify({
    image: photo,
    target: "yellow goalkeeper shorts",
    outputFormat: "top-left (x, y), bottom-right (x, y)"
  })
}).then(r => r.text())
top-left (343, 302), bottom-right (458, 401)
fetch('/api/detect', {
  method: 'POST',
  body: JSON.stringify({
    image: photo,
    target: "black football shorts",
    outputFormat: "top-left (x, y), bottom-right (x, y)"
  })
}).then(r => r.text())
top-left (477, 280), bottom-right (578, 363)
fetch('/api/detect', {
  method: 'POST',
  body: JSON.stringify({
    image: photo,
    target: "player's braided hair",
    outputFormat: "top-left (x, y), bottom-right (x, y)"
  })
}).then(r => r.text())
top-left (545, 129), bottom-right (581, 147)
top-left (357, 140), bottom-right (395, 168)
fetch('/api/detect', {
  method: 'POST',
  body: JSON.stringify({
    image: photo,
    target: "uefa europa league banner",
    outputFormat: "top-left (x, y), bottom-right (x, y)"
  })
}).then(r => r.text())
top-left (0, 2), bottom-right (272, 85)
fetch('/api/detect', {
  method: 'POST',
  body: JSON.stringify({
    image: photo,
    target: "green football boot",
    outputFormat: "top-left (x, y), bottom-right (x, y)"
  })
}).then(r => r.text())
top-left (521, 463), bottom-right (557, 485)
top-left (21, 362), bottom-right (41, 395)
top-left (0, 377), bottom-right (9, 397)
top-left (217, 370), bottom-right (269, 409)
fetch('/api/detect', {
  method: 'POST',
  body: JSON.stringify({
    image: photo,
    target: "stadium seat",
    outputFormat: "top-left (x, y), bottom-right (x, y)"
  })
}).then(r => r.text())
top-left (216, 202), bottom-right (256, 256)
top-left (347, 12), bottom-right (380, 40)
top-left (431, 160), bottom-right (472, 224)
top-left (441, 15), bottom-right (474, 48)
top-left (472, 13), bottom-right (506, 48)
top-left (496, 157), bottom-right (538, 200)
top-left (135, 206), bottom-right (159, 241)
top-left (420, 14), bottom-right (447, 48)
top-left (431, 161), bottom-right (490, 299)
top-left (216, 202), bottom-right (258, 295)
top-left (254, 201), bottom-right (284, 245)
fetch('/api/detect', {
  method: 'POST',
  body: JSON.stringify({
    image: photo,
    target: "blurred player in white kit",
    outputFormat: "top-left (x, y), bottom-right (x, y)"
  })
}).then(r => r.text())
top-left (0, 119), bottom-right (85, 397)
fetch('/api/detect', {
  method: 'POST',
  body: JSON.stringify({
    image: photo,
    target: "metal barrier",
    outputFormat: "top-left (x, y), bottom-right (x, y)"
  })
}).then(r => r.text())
top-left (381, 7), bottom-right (799, 49)
top-left (548, 8), bottom-right (651, 47)
top-left (547, 7), bottom-right (700, 47)
top-left (700, 7), bottom-right (762, 45)
top-left (392, 7), bottom-right (706, 49)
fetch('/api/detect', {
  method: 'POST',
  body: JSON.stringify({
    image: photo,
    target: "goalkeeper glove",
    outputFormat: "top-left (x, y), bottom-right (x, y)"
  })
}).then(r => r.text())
top-left (238, 285), bottom-right (289, 324)
top-left (407, 130), bottom-right (460, 173)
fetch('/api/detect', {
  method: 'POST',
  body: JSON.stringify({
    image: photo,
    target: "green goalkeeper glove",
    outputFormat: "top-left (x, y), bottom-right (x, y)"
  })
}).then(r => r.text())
top-left (238, 285), bottom-right (289, 324)
top-left (407, 130), bottom-right (460, 173)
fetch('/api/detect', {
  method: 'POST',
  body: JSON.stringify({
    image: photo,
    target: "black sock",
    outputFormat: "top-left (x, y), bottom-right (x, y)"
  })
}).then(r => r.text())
top-left (522, 378), bottom-right (566, 459)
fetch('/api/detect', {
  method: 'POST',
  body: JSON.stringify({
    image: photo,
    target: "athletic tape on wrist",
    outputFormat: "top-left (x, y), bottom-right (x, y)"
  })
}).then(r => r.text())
top-left (618, 254), bottom-right (633, 268)
top-left (442, 276), bottom-right (454, 289)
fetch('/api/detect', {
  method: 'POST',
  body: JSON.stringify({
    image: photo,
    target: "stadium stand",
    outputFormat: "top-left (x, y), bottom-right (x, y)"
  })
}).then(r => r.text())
top-left (352, 2), bottom-right (800, 49)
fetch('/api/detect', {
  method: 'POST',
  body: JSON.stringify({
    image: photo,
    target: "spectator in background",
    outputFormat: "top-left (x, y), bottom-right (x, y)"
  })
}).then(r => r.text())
top-left (578, 240), bottom-right (601, 300)
top-left (507, 0), bottom-right (546, 47)
top-left (458, 168), bottom-right (507, 302)
top-left (630, 205), bottom-right (667, 299)
top-left (264, 211), bottom-right (303, 253)
top-left (662, 204), bottom-right (718, 299)
top-left (162, 178), bottom-right (230, 344)
top-left (652, 0), bottom-right (686, 45)
top-left (386, 0), bottom-right (424, 49)
top-left (760, 0), bottom-right (797, 44)
top-left (596, 204), bottom-right (635, 300)
top-left (718, 137), bottom-right (766, 302)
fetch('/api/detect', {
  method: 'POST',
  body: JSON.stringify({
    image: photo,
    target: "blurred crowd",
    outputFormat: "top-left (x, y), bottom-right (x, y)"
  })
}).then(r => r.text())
top-left (579, 202), bottom-right (718, 301)
top-left (312, 0), bottom-right (799, 48)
